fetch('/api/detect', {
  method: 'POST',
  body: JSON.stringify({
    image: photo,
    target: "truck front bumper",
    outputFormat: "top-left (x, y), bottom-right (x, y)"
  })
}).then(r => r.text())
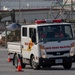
top-left (39, 56), bottom-right (74, 66)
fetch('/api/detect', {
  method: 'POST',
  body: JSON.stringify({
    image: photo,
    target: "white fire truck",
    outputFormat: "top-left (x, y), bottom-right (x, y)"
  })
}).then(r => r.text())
top-left (7, 19), bottom-right (75, 70)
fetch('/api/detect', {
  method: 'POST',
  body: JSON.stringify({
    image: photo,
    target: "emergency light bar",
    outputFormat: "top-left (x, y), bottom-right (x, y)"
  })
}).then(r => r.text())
top-left (35, 19), bottom-right (62, 24)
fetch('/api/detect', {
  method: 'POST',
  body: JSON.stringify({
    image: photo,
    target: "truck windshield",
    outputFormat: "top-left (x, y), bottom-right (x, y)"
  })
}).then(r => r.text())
top-left (38, 24), bottom-right (73, 42)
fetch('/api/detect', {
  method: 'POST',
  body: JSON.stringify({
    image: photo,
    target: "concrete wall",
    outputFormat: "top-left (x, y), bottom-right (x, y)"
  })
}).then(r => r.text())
top-left (15, 9), bottom-right (49, 24)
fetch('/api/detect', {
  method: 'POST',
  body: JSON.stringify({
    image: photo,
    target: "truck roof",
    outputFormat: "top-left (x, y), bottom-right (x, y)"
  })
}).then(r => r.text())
top-left (22, 22), bottom-right (72, 28)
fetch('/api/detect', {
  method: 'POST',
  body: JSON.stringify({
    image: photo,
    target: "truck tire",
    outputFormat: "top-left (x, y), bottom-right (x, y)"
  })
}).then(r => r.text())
top-left (63, 62), bottom-right (72, 69)
top-left (31, 56), bottom-right (40, 70)
top-left (13, 54), bottom-right (26, 68)
top-left (13, 54), bottom-right (18, 68)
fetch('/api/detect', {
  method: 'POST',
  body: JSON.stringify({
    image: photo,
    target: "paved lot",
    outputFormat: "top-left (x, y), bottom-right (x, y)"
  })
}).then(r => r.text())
top-left (0, 47), bottom-right (75, 75)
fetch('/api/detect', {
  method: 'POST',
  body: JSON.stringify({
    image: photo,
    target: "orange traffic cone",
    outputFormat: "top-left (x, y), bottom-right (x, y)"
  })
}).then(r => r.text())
top-left (17, 59), bottom-right (22, 71)
top-left (7, 53), bottom-right (11, 62)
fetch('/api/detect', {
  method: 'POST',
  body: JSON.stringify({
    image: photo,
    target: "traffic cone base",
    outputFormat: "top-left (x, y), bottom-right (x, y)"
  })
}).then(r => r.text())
top-left (7, 54), bottom-right (11, 62)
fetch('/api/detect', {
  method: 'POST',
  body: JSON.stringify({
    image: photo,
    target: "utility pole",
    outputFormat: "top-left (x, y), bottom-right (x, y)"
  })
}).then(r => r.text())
top-left (11, 9), bottom-right (15, 23)
top-left (19, 0), bottom-right (21, 23)
top-left (71, 0), bottom-right (73, 20)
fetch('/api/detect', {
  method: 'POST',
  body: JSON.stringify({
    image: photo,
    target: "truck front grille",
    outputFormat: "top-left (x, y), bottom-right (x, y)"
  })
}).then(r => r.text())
top-left (46, 50), bottom-right (69, 56)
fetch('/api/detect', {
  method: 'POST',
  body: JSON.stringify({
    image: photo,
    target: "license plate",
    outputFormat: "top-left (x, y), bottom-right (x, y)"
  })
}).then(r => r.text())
top-left (55, 59), bottom-right (63, 63)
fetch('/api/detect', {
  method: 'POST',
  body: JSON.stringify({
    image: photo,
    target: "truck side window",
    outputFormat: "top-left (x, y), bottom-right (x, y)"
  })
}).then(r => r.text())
top-left (22, 27), bottom-right (27, 36)
top-left (29, 28), bottom-right (36, 43)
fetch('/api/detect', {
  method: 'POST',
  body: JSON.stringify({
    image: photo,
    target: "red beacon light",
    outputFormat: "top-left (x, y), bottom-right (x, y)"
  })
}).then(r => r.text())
top-left (45, 19), bottom-right (62, 23)
top-left (35, 20), bottom-right (46, 24)
top-left (53, 19), bottom-right (62, 23)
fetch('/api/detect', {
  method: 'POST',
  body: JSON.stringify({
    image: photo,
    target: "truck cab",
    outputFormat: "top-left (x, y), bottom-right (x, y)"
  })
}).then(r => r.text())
top-left (21, 19), bottom-right (75, 69)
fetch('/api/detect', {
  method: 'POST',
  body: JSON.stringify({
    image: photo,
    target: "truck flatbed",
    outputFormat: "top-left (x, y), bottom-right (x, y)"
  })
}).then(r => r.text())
top-left (7, 42), bottom-right (21, 53)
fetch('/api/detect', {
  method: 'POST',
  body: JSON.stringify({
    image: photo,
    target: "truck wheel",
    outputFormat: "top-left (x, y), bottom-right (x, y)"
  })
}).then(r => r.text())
top-left (13, 54), bottom-right (18, 68)
top-left (31, 56), bottom-right (40, 70)
top-left (14, 54), bottom-right (18, 68)
top-left (63, 62), bottom-right (72, 69)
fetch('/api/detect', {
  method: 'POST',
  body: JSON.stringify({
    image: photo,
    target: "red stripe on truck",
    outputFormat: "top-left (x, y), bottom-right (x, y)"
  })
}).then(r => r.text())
top-left (45, 46), bottom-right (70, 50)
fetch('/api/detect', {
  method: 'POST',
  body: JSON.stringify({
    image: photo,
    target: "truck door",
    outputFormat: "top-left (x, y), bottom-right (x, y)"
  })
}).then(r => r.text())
top-left (21, 27), bottom-right (37, 59)
top-left (21, 27), bottom-right (30, 58)
top-left (29, 28), bottom-right (39, 59)
top-left (29, 28), bottom-right (36, 43)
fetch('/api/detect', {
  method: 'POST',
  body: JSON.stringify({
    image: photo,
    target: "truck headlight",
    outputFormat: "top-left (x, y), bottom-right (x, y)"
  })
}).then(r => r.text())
top-left (70, 43), bottom-right (75, 56)
top-left (41, 50), bottom-right (46, 58)
top-left (70, 48), bottom-right (74, 56)
top-left (39, 45), bottom-right (46, 58)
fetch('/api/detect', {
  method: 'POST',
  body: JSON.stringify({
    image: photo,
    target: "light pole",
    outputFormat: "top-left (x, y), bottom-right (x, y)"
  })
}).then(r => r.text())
top-left (5, 21), bottom-right (8, 48)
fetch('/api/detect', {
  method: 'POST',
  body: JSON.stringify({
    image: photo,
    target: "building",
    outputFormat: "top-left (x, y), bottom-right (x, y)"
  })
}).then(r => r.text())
top-left (0, 0), bottom-right (75, 24)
